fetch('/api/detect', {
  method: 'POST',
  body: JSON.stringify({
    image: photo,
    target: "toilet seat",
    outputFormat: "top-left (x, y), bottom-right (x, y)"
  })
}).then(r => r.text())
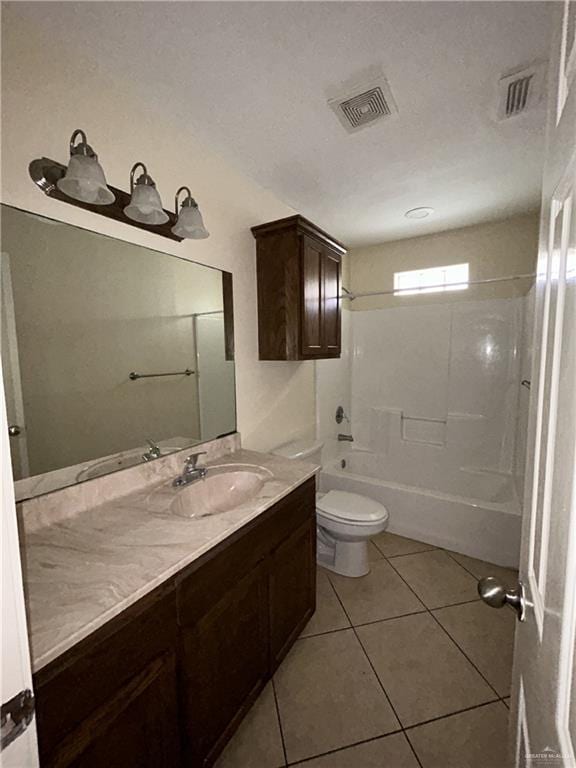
top-left (316, 490), bottom-right (388, 525)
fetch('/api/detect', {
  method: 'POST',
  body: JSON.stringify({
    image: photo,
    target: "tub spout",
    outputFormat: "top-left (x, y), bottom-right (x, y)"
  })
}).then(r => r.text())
top-left (338, 434), bottom-right (354, 442)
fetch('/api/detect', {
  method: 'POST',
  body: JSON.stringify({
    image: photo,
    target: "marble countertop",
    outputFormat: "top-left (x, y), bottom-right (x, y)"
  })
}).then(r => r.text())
top-left (20, 449), bottom-right (318, 672)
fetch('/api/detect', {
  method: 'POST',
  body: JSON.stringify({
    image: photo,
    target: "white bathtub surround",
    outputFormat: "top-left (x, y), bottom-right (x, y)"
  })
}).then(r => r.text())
top-left (19, 447), bottom-right (319, 671)
top-left (18, 433), bottom-right (241, 534)
top-left (315, 308), bottom-right (352, 462)
top-left (351, 299), bottom-right (524, 475)
top-left (321, 453), bottom-right (521, 567)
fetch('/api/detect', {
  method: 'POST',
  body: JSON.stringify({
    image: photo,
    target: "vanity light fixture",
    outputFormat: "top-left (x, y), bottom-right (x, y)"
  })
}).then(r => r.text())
top-left (172, 187), bottom-right (209, 239)
top-left (30, 130), bottom-right (185, 242)
top-left (56, 129), bottom-right (115, 205)
top-left (124, 163), bottom-right (169, 225)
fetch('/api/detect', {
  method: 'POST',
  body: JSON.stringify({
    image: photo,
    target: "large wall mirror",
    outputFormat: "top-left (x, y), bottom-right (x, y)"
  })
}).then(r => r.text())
top-left (1, 205), bottom-right (236, 501)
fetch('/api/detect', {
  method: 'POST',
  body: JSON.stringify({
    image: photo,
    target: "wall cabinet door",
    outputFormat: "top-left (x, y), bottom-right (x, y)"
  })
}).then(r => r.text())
top-left (179, 561), bottom-right (269, 766)
top-left (269, 518), bottom-right (316, 670)
top-left (301, 237), bottom-right (342, 358)
top-left (301, 237), bottom-right (324, 356)
top-left (322, 248), bottom-right (341, 354)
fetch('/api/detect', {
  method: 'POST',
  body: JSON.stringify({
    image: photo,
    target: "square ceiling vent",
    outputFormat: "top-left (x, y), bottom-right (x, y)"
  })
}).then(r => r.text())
top-left (328, 78), bottom-right (398, 134)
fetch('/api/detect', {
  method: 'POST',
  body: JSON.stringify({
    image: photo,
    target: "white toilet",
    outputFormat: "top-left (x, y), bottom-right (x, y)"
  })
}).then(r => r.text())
top-left (272, 439), bottom-right (389, 578)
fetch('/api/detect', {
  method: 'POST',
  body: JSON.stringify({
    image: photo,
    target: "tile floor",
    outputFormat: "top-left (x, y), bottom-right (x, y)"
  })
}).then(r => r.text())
top-left (216, 533), bottom-right (517, 768)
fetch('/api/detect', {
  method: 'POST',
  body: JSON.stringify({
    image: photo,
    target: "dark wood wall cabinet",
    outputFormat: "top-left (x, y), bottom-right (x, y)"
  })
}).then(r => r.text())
top-left (33, 478), bottom-right (316, 768)
top-left (252, 215), bottom-right (346, 360)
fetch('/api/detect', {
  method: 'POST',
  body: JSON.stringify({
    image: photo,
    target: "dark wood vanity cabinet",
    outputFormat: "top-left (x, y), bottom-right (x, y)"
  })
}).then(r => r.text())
top-left (252, 215), bottom-right (345, 360)
top-left (33, 478), bottom-right (316, 768)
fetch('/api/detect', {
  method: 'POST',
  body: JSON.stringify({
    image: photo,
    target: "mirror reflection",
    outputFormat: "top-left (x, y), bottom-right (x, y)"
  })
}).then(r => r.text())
top-left (1, 205), bottom-right (236, 500)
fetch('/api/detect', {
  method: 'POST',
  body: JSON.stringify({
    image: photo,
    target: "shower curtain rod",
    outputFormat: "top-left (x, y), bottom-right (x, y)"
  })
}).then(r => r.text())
top-left (340, 272), bottom-right (536, 300)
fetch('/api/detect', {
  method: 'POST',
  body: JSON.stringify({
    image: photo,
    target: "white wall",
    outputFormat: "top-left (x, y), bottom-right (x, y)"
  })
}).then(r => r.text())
top-left (0, 5), bottom-right (315, 454)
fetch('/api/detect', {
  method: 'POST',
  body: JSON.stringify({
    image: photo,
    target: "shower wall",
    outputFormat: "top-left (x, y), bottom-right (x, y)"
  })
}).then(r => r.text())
top-left (351, 297), bottom-right (525, 479)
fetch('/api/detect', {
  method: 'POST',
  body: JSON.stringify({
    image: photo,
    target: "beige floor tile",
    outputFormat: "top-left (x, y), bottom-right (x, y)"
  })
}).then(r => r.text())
top-left (292, 733), bottom-right (419, 768)
top-left (357, 613), bottom-right (495, 727)
top-left (407, 702), bottom-right (511, 768)
top-left (215, 683), bottom-right (284, 768)
top-left (329, 559), bottom-right (426, 626)
top-left (301, 570), bottom-right (351, 637)
top-left (274, 630), bottom-right (399, 763)
top-left (390, 550), bottom-right (479, 608)
top-left (372, 532), bottom-right (436, 558)
top-left (433, 601), bottom-right (515, 696)
top-left (447, 552), bottom-right (519, 586)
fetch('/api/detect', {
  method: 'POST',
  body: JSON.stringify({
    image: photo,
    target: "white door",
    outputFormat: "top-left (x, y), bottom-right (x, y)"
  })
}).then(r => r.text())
top-left (0, 367), bottom-right (39, 766)
top-left (505, 2), bottom-right (576, 764)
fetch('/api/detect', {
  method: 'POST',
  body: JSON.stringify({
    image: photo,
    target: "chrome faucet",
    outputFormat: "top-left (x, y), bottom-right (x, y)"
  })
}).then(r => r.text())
top-left (337, 434), bottom-right (354, 442)
top-left (173, 452), bottom-right (208, 487)
top-left (142, 438), bottom-right (162, 462)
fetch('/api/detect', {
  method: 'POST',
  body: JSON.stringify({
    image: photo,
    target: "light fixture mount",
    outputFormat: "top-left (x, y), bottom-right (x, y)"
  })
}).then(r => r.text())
top-left (69, 128), bottom-right (96, 158)
top-left (405, 207), bottom-right (434, 220)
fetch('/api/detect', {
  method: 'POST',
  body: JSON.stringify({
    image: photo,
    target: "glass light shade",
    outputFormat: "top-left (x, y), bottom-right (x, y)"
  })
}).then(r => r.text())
top-left (57, 154), bottom-right (115, 205)
top-left (124, 184), bottom-right (169, 225)
top-left (172, 204), bottom-right (209, 239)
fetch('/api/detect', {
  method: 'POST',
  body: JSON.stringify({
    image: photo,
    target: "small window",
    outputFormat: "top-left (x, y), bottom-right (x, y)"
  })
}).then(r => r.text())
top-left (393, 263), bottom-right (469, 296)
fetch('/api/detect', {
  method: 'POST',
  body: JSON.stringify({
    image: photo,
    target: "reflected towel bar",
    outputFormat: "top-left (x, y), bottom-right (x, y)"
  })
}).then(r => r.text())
top-left (129, 369), bottom-right (195, 380)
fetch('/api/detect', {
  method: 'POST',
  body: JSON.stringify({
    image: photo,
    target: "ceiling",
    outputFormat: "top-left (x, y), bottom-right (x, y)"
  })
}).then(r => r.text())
top-left (11, 2), bottom-right (552, 246)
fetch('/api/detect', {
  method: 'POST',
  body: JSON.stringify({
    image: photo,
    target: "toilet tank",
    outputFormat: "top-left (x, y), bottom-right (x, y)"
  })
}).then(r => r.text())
top-left (272, 438), bottom-right (324, 466)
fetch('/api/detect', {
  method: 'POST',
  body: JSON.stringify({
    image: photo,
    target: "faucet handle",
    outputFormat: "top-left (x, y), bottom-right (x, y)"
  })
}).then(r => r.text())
top-left (185, 451), bottom-right (207, 468)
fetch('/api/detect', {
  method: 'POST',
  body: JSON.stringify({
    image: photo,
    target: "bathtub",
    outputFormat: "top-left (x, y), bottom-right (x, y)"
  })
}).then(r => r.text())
top-left (320, 450), bottom-right (521, 568)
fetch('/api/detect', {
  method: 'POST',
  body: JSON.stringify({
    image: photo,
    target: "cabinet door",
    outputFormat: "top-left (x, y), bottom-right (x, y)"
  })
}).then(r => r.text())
top-left (269, 518), bottom-right (316, 670)
top-left (180, 562), bottom-right (269, 766)
top-left (47, 653), bottom-right (181, 768)
top-left (322, 248), bottom-right (341, 355)
top-left (301, 237), bottom-right (323, 356)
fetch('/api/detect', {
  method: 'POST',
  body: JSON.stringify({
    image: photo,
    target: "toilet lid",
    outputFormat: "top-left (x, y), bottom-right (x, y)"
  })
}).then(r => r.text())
top-left (316, 490), bottom-right (388, 523)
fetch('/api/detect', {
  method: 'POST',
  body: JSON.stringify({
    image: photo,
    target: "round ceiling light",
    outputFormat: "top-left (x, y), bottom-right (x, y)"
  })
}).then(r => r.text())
top-left (405, 207), bottom-right (434, 219)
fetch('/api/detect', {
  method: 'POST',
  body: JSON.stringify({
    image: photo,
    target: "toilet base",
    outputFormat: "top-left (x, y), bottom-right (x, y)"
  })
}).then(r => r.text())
top-left (317, 528), bottom-right (370, 578)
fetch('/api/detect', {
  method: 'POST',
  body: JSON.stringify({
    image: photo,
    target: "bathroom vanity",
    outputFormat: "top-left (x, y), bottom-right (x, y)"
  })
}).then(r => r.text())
top-left (25, 452), bottom-right (316, 768)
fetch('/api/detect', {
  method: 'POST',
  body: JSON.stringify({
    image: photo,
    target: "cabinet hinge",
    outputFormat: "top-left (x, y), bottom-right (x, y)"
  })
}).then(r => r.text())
top-left (1, 688), bottom-right (35, 749)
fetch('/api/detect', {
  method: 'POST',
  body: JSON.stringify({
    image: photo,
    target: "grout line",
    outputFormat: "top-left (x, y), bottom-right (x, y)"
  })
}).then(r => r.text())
top-left (284, 729), bottom-right (404, 767)
top-left (443, 550), bottom-right (486, 580)
top-left (271, 678), bottom-right (289, 767)
top-left (384, 556), bottom-right (503, 701)
top-left (403, 698), bottom-right (503, 731)
top-left (384, 547), bottom-right (438, 559)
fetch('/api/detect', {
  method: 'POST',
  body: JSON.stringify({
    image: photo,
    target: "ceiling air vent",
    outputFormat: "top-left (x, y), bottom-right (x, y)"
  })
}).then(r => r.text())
top-left (328, 78), bottom-right (398, 134)
top-left (497, 61), bottom-right (546, 120)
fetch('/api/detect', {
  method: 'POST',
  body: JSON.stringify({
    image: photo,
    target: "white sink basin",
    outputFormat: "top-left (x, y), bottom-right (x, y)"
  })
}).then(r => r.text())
top-left (170, 465), bottom-right (273, 519)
